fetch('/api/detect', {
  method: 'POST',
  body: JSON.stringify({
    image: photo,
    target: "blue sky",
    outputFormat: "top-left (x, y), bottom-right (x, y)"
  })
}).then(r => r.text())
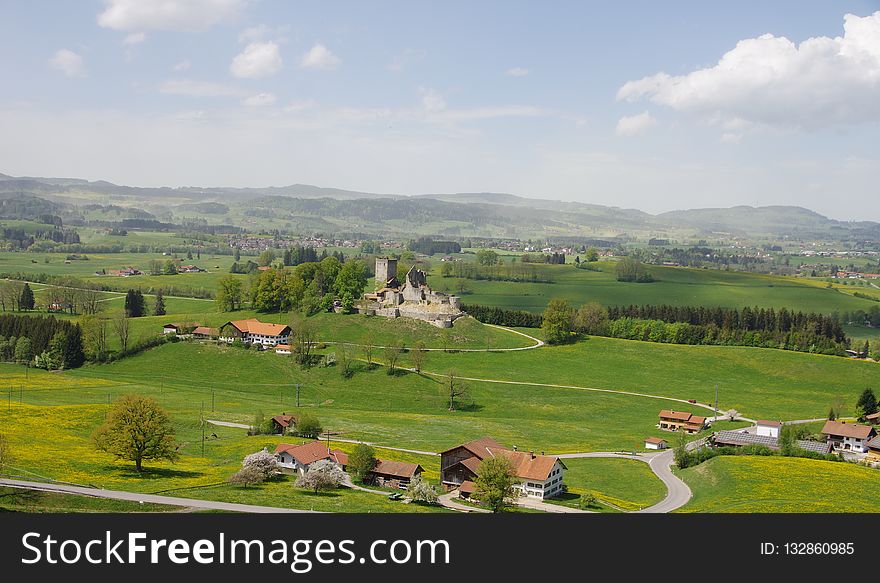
top-left (1, 1), bottom-right (879, 220)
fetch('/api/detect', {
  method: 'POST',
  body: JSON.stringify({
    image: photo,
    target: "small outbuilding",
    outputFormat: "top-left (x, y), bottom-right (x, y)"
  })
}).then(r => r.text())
top-left (644, 437), bottom-right (668, 450)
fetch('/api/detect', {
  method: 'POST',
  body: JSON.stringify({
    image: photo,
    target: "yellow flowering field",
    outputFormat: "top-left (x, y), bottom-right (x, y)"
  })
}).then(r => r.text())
top-left (679, 456), bottom-right (880, 513)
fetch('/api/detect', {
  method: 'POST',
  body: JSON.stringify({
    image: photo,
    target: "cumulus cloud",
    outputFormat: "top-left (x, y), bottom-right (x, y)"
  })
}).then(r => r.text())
top-left (230, 42), bottom-right (283, 78)
top-left (615, 111), bottom-right (657, 136)
top-left (243, 92), bottom-right (277, 107)
top-left (299, 43), bottom-right (341, 70)
top-left (49, 49), bottom-right (84, 77)
top-left (617, 11), bottom-right (880, 130)
top-left (159, 79), bottom-right (242, 97)
top-left (505, 67), bottom-right (529, 77)
top-left (97, 0), bottom-right (249, 32)
top-left (173, 59), bottom-right (191, 72)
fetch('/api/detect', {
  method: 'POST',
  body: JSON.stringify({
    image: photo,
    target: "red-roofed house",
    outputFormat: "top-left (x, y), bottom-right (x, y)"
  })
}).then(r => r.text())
top-left (658, 410), bottom-right (707, 434)
top-left (274, 441), bottom-right (348, 475)
top-left (219, 318), bottom-right (291, 347)
top-left (821, 420), bottom-right (876, 453)
top-left (439, 437), bottom-right (566, 500)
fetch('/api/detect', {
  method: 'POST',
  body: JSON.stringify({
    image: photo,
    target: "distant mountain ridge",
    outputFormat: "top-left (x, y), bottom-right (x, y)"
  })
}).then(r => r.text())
top-left (0, 171), bottom-right (876, 241)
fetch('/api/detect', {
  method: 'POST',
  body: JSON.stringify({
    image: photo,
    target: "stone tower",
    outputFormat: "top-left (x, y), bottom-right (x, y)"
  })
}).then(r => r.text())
top-left (375, 257), bottom-right (398, 285)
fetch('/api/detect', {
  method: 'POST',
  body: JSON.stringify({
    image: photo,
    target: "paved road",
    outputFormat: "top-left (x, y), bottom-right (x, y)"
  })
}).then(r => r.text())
top-left (0, 478), bottom-right (318, 513)
top-left (553, 448), bottom-right (696, 514)
top-left (437, 492), bottom-right (490, 513)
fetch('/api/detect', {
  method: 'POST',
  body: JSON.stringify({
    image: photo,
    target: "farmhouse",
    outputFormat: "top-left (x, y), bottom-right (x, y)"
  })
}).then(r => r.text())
top-left (219, 318), bottom-right (291, 347)
top-left (177, 265), bottom-right (204, 273)
top-left (644, 437), bottom-right (667, 450)
top-left (271, 413), bottom-right (297, 435)
top-left (162, 322), bottom-right (200, 336)
top-left (657, 410), bottom-right (707, 434)
top-left (360, 257), bottom-right (464, 328)
top-left (191, 326), bottom-right (217, 339)
top-left (368, 460), bottom-right (424, 490)
top-left (439, 437), bottom-right (566, 500)
top-left (756, 420), bottom-right (782, 438)
top-left (274, 441), bottom-right (347, 476)
top-left (821, 420), bottom-right (876, 453)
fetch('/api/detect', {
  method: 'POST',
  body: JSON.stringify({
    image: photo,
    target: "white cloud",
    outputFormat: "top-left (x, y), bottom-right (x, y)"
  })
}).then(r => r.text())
top-left (123, 32), bottom-right (146, 45)
top-left (505, 67), bottom-right (529, 77)
top-left (617, 11), bottom-right (880, 130)
top-left (299, 43), bottom-right (341, 70)
top-left (615, 111), bottom-right (657, 136)
top-left (159, 79), bottom-right (242, 97)
top-left (230, 42), bottom-right (283, 78)
top-left (243, 92), bottom-right (277, 107)
top-left (173, 59), bottom-right (191, 72)
top-left (97, 0), bottom-right (250, 32)
top-left (49, 49), bottom-right (84, 77)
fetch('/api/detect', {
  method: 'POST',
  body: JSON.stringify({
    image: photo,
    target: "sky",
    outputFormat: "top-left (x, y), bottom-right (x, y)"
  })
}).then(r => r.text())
top-left (1, 0), bottom-right (880, 220)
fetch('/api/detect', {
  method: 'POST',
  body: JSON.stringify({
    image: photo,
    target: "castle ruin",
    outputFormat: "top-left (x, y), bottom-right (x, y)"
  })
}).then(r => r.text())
top-left (361, 257), bottom-right (464, 328)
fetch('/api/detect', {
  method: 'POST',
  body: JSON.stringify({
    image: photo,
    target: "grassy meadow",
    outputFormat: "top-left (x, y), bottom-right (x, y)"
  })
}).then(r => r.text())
top-left (550, 457), bottom-right (666, 512)
top-left (678, 456), bottom-right (880, 513)
top-left (431, 261), bottom-right (877, 314)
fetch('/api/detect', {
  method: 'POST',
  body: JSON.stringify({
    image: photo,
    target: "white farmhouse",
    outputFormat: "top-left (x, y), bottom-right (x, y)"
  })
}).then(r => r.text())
top-left (218, 318), bottom-right (291, 348)
top-left (274, 441), bottom-right (347, 476)
top-left (821, 420), bottom-right (877, 454)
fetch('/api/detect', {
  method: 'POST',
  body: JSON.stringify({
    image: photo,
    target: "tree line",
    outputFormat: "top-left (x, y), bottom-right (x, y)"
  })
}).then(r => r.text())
top-left (219, 255), bottom-right (368, 314)
top-left (0, 314), bottom-right (85, 369)
top-left (541, 300), bottom-right (850, 355)
top-left (439, 260), bottom-right (554, 283)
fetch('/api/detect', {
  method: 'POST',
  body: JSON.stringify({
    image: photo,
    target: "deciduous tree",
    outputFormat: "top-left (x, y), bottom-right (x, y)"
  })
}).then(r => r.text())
top-left (347, 443), bottom-right (376, 482)
top-left (294, 459), bottom-right (346, 493)
top-left (474, 456), bottom-right (517, 513)
top-left (92, 395), bottom-right (179, 472)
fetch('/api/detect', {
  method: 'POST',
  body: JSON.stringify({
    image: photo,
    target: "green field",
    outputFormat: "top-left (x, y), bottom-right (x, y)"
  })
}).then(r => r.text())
top-left (419, 336), bottom-right (880, 421)
top-left (550, 457), bottom-right (666, 512)
top-left (0, 400), bottom-right (444, 513)
top-left (678, 456), bottom-right (880, 513)
top-left (431, 261), bottom-right (878, 314)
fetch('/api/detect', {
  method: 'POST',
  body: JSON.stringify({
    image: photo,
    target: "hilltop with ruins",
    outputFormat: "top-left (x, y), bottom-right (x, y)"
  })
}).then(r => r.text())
top-left (360, 257), bottom-right (464, 328)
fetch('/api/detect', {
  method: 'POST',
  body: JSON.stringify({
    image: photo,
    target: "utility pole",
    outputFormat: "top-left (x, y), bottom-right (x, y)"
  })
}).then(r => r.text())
top-left (211, 389), bottom-right (215, 412)
top-left (296, 384), bottom-right (301, 408)
top-left (201, 401), bottom-right (205, 456)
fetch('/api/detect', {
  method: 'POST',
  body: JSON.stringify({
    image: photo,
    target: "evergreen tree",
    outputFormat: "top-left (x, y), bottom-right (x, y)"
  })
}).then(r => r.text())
top-left (856, 388), bottom-right (878, 421)
top-left (233, 247), bottom-right (241, 262)
top-left (19, 283), bottom-right (35, 311)
top-left (124, 289), bottom-right (146, 318)
top-left (154, 289), bottom-right (166, 316)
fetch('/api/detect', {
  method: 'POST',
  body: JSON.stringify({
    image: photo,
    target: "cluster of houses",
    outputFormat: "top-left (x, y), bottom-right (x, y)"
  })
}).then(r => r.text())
top-left (439, 437), bottom-right (566, 501)
top-left (266, 418), bottom-right (567, 501)
top-left (651, 405), bottom-right (880, 464)
top-left (162, 317), bottom-right (294, 351)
